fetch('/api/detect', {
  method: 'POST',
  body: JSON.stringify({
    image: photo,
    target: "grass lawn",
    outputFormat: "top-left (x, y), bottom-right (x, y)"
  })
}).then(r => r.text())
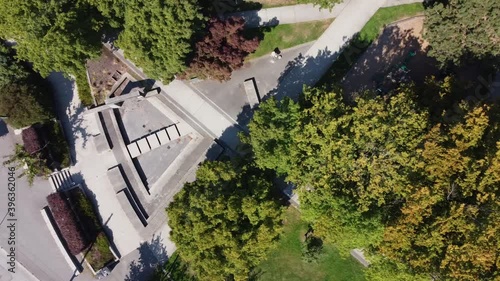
top-left (318, 3), bottom-right (425, 86)
top-left (247, 19), bottom-right (334, 60)
top-left (254, 208), bottom-right (366, 281)
top-left (359, 3), bottom-right (425, 42)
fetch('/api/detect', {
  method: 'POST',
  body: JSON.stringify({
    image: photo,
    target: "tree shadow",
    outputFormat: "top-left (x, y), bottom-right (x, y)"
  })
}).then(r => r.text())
top-left (0, 120), bottom-right (9, 138)
top-left (48, 73), bottom-right (97, 163)
top-left (340, 22), bottom-right (439, 100)
top-left (70, 172), bottom-right (120, 259)
top-left (265, 47), bottom-right (335, 101)
top-left (124, 236), bottom-right (169, 281)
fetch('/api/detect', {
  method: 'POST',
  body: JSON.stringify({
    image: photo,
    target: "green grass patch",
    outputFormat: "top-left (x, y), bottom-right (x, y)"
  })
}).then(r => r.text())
top-left (67, 188), bottom-right (115, 271)
top-left (254, 208), bottom-right (366, 281)
top-left (86, 232), bottom-right (115, 271)
top-left (318, 3), bottom-right (425, 87)
top-left (75, 67), bottom-right (94, 107)
top-left (247, 19), bottom-right (334, 60)
top-left (359, 3), bottom-right (425, 42)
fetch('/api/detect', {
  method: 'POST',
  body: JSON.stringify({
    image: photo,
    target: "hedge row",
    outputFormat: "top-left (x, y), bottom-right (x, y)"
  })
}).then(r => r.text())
top-left (44, 121), bottom-right (71, 168)
top-left (47, 193), bottom-right (88, 255)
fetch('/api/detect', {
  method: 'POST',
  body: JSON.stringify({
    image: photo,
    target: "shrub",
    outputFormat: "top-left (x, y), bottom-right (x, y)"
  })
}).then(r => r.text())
top-left (44, 121), bottom-right (71, 168)
top-left (47, 193), bottom-right (88, 255)
top-left (75, 69), bottom-right (94, 107)
top-left (66, 188), bottom-right (114, 271)
top-left (86, 232), bottom-right (114, 271)
top-left (0, 83), bottom-right (52, 128)
top-left (21, 126), bottom-right (42, 154)
top-left (302, 235), bottom-right (324, 263)
top-left (4, 144), bottom-right (50, 185)
top-left (67, 188), bottom-right (100, 239)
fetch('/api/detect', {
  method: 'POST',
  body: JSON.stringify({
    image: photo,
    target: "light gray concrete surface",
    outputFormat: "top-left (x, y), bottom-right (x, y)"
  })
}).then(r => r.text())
top-left (109, 44), bottom-right (243, 152)
top-left (272, 0), bottom-right (388, 100)
top-left (0, 123), bottom-right (95, 281)
top-left (0, 248), bottom-right (39, 281)
top-left (136, 136), bottom-right (191, 187)
top-left (121, 99), bottom-right (174, 142)
top-left (190, 43), bottom-right (312, 126)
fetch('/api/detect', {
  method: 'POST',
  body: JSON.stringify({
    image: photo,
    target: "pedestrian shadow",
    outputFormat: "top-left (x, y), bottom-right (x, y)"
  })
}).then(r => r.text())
top-left (124, 235), bottom-right (169, 281)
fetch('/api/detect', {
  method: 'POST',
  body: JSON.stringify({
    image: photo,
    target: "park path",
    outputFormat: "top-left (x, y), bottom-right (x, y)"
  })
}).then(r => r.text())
top-left (227, 0), bottom-right (423, 28)
top-left (272, 0), bottom-right (389, 99)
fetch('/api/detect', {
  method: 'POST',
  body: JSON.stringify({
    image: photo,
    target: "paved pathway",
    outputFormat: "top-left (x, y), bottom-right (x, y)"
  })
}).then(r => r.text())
top-left (227, 0), bottom-right (423, 28)
top-left (271, 0), bottom-right (388, 100)
top-left (226, 2), bottom-right (348, 28)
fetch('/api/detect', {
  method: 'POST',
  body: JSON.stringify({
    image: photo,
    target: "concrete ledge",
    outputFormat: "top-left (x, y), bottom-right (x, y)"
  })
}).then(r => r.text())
top-left (117, 189), bottom-right (147, 229)
top-left (137, 138), bottom-right (150, 154)
top-left (156, 129), bottom-right (170, 144)
top-left (147, 135), bottom-right (161, 149)
top-left (166, 125), bottom-right (179, 139)
top-left (40, 207), bottom-right (81, 275)
top-left (107, 166), bottom-right (128, 193)
top-left (350, 248), bottom-right (370, 267)
top-left (127, 143), bottom-right (141, 158)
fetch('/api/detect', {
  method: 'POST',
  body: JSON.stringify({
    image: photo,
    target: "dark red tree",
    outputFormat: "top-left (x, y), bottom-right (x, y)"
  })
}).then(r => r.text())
top-left (186, 17), bottom-right (259, 81)
top-left (21, 126), bottom-right (42, 154)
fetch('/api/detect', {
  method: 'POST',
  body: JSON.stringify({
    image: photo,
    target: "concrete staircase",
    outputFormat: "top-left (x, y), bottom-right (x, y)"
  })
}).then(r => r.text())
top-left (49, 169), bottom-right (75, 191)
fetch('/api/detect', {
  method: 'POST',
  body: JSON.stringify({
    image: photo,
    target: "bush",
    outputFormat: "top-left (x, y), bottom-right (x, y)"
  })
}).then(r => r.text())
top-left (67, 188), bottom-right (114, 271)
top-left (4, 144), bottom-right (50, 185)
top-left (86, 232), bottom-right (114, 271)
top-left (67, 188), bottom-right (100, 239)
top-left (21, 126), bottom-right (42, 154)
top-left (75, 69), bottom-right (94, 107)
top-left (0, 83), bottom-right (52, 128)
top-left (44, 121), bottom-right (71, 168)
top-left (47, 192), bottom-right (88, 255)
top-left (302, 235), bottom-right (324, 263)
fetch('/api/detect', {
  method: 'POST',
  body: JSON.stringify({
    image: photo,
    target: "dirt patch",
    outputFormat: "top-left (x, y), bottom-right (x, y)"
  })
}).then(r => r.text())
top-left (86, 47), bottom-right (129, 105)
top-left (343, 16), bottom-right (439, 99)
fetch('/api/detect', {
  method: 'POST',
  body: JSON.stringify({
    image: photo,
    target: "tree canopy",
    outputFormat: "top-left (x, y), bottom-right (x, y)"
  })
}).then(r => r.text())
top-left (117, 0), bottom-right (204, 82)
top-left (0, 0), bottom-right (105, 77)
top-left (167, 161), bottom-right (284, 281)
top-left (424, 0), bottom-right (500, 65)
top-left (246, 80), bottom-right (500, 280)
top-left (0, 44), bottom-right (52, 128)
top-left (185, 17), bottom-right (259, 81)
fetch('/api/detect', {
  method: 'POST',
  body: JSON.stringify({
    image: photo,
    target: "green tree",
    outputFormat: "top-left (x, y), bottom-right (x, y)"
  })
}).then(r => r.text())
top-left (380, 105), bottom-right (500, 280)
top-left (0, 83), bottom-right (52, 128)
top-left (424, 0), bottom-right (500, 65)
top-left (0, 0), bottom-right (105, 77)
top-left (117, 0), bottom-right (204, 82)
top-left (0, 45), bottom-right (29, 86)
top-left (247, 97), bottom-right (301, 176)
top-left (4, 144), bottom-right (51, 185)
top-left (167, 161), bottom-right (284, 281)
